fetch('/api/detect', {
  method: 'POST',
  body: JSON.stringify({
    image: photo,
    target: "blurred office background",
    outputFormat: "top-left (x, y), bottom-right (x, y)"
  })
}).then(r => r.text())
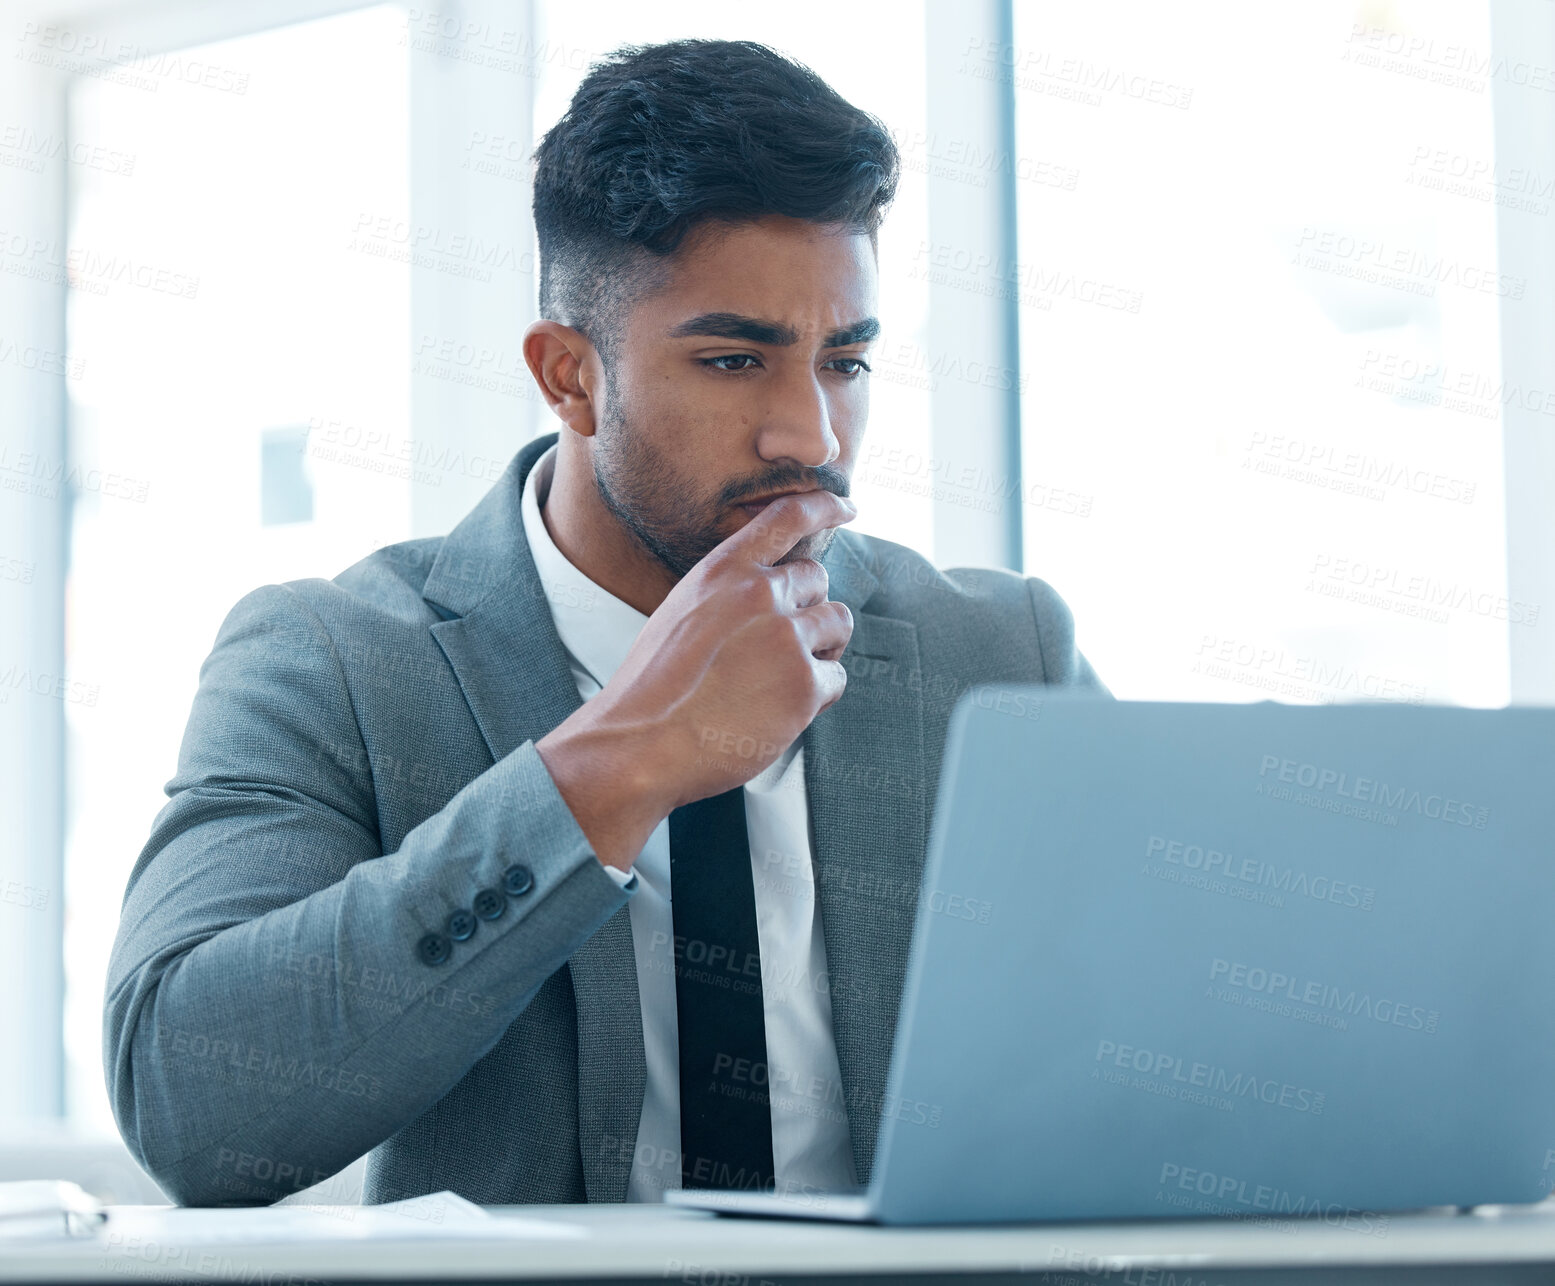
top-left (1, 0), bottom-right (1552, 1200)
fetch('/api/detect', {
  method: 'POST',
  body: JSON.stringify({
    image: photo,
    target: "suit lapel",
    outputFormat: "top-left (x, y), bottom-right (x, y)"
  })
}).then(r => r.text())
top-left (804, 539), bottom-right (927, 1188)
top-left (422, 433), bottom-right (646, 1205)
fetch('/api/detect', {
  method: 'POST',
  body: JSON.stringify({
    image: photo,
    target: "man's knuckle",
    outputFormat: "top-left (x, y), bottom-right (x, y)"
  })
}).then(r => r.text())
top-left (737, 572), bottom-right (774, 608)
top-left (802, 661), bottom-right (827, 700)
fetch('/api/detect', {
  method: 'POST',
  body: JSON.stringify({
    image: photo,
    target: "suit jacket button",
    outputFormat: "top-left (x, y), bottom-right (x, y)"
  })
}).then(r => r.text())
top-left (447, 910), bottom-right (476, 941)
top-left (417, 933), bottom-right (451, 966)
top-left (473, 888), bottom-right (505, 920)
top-left (503, 863), bottom-right (534, 897)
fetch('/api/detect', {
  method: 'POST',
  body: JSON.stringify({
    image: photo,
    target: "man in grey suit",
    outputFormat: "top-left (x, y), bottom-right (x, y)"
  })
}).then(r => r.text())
top-left (105, 38), bottom-right (1106, 1208)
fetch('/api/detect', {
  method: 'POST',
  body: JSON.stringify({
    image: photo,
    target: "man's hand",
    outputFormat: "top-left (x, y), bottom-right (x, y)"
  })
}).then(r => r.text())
top-left (536, 491), bottom-right (857, 870)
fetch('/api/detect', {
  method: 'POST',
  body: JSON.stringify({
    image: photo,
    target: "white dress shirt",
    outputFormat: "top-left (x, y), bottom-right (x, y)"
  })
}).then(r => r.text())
top-left (520, 443), bottom-right (859, 1201)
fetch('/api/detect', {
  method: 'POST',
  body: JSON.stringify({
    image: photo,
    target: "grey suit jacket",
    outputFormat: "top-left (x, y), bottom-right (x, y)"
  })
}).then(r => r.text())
top-left (104, 431), bottom-right (1107, 1207)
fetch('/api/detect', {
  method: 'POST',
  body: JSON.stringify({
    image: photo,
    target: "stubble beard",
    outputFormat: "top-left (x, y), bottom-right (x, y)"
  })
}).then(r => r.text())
top-left (590, 395), bottom-right (849, 582)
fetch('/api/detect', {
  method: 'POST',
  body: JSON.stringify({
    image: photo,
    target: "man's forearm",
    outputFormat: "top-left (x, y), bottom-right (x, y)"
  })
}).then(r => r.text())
top-left (104, 739), bottom-right (630, 1206)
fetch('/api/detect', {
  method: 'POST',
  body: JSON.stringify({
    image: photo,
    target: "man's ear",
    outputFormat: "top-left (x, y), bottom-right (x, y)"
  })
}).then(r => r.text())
top-left (523, 321), bottom-right (602, 438)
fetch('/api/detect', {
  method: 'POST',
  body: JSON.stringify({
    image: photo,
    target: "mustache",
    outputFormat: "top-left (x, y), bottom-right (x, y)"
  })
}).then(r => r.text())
top-left (719, 463), bottom-right (851, 507)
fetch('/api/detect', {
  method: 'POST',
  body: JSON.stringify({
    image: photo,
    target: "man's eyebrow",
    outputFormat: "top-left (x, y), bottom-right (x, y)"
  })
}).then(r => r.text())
top-left (824, 317), bottom-right (880, 347)
top-left (666, 312), bottom-right (880, 348)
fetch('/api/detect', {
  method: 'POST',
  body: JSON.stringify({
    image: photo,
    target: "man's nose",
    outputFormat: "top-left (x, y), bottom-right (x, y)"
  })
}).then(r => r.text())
top-left (754, 368), bottom-right (840, 467)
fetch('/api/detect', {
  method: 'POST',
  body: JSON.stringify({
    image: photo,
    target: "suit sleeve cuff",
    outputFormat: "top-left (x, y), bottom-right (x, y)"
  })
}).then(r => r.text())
top-left (600, 862), bottom-right (638, 890)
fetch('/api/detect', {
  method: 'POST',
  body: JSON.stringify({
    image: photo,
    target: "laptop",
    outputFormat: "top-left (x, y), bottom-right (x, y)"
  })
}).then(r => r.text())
top-left (668, 688), bottom-right (1555, 1224)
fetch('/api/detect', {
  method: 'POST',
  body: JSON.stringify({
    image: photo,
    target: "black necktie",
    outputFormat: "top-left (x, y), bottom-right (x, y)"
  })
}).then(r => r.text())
top-left (668, 786), bottom-right (776, 1191)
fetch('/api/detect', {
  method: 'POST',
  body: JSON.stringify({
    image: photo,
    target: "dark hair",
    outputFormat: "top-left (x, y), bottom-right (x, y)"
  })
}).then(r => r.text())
top-left (532, 39), bottom-right (900, 362)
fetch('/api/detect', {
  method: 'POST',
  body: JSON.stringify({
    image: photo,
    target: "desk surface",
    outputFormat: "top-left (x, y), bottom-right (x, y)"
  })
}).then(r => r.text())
top-left (6, 1201), bottom-right (1555, 1284)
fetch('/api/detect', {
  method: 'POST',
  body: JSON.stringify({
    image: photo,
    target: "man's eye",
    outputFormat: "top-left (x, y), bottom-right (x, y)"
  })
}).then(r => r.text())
top-left (700, 354), bottom-right (761, 372)
top-left (828, 357), bottom-right (872, 377)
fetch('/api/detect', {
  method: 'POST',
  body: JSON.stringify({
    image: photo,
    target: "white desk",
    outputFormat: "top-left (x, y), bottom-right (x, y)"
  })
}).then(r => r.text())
top-left (5, 1202), bottom-right (1555, 1284)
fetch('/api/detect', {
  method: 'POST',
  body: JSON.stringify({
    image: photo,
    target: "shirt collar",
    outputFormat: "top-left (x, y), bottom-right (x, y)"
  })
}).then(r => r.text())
top-left (519, 441), bottom-right (648, 690)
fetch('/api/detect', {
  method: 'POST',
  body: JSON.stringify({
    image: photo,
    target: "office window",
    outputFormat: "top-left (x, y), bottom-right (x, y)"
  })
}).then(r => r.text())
top-left (1012, 3), bottom-right (1509, 706)
top-left (62, 5), bottom-right (410, 1132)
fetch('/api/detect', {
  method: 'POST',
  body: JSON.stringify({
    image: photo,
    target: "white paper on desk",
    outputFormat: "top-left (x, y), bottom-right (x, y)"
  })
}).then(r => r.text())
top-left (106, 1192), bottom-right (585, 1243)
top-left (0, 1180), bottom-right (108, 1240)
